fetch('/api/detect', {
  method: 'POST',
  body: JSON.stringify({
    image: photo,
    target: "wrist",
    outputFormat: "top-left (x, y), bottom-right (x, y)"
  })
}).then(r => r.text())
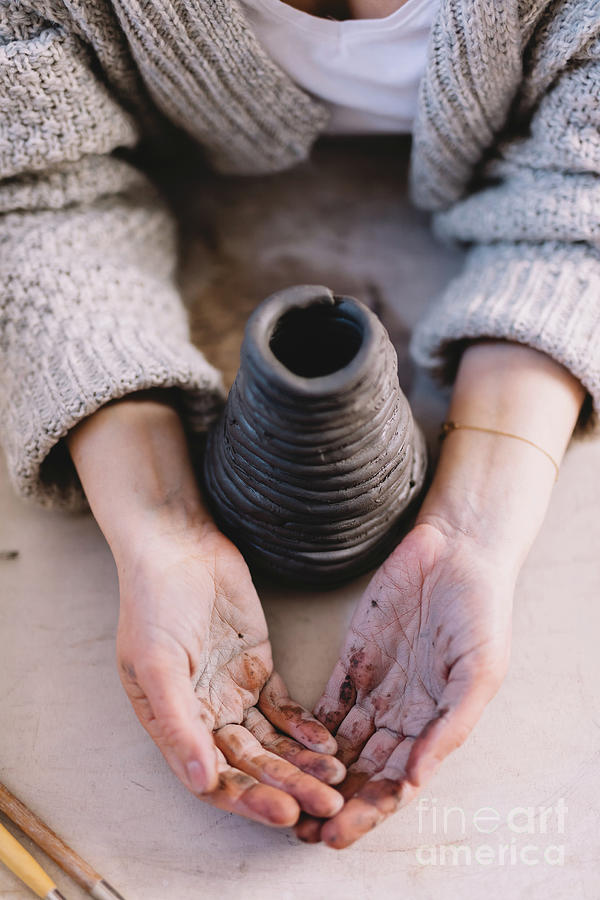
top-left (417, 341), bottom-right (585, 568)
top-left (112, 490), bottom-right (218, 574)
top-left (417, 438), bottom-right (551, 571)
top-left (67, 392), bottom-right (216, 566)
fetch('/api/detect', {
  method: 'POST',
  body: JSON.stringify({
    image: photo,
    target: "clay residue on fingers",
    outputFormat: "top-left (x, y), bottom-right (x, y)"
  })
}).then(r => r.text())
top-left (238, 652), bottom-right (271, 694)
top-left (338, 675), bottom-right (354, 705)
top-left (215, 723), bottom-right (344, 817)
top-left (297, 751), bottom-right (345, 784)
top-left (293, 717), bottom-right (338, 754)
top-left (314, 676), bottom-right (356, 734)
top-left (295, 812), bottom-right (324, 843)
top-left (120, 661), bottom-right (137, 683)
top-left (294, 768), bottom-right (373, 844)
top-left (347, 647), bottom-right (378, 692)
top-left (321, 777), bottom-right (413, 849)
top-left (260, 679), bottom-right (338, 753)
top-left (237, 782), bottom-right (300, 827)
top-left (338, 770), bottom-right (370, 800)
top-left (205, 760), bottom-right (300, 827)
top-left (356, 776), bottom-right (409, 815)
top-left (266, 734), bottom-right (346, 784)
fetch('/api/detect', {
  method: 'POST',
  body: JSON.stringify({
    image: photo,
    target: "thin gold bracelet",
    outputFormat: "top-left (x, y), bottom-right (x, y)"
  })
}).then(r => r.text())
top-left (440, 421), bottom-right (560, 482)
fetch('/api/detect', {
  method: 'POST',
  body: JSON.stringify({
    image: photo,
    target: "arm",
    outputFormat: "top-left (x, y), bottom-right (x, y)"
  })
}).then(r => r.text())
top-left (420, 339), bottom-right (585, 568)
top-left (0, 6), bottom-right (223, 509)
top-left (300, 12), bottom-right (600, 847)
top-left (297, 340), bottom-right (583, 848)
top-left (409, 7), bottom-right (600, 430)
top-left (1, 9), bottom-right (344, 823)
top-left (300, 4), bottom-right (597, 847)
top-left (67, 393), bottom-right (346, 825)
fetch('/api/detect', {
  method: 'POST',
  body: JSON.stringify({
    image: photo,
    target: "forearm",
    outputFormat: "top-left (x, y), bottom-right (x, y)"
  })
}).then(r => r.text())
top-left (418, 341), bottom-right (585, 573)
top-left (66, 392), bottom-right (215, 567)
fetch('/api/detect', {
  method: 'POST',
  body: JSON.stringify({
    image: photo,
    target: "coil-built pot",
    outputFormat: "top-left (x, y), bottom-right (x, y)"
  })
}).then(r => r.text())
top-left (203, 285), bottom-right (427, 585)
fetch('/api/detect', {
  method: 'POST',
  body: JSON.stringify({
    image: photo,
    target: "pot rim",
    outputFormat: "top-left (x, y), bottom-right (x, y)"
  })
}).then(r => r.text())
top-left (243, 284), bottom-right (382, 397)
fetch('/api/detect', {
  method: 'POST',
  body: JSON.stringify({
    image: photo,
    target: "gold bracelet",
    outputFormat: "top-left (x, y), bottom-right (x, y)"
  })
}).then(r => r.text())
top-left (440, 421), bottom-right (560, 482)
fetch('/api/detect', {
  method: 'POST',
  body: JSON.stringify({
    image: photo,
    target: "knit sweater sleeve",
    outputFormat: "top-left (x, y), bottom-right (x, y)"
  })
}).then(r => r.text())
top-left (409, 13), bottom-right (600, 431)
top-left (0, 9), bottom-right (224, 509)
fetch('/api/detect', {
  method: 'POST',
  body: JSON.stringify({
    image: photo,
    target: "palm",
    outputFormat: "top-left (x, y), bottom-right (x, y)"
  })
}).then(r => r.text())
top-left (299, 522), bottom-right (512, 847)
top-left (117, 528), bottom-right (345, 826)
top-left (170, 537), bottom-right (274, 729)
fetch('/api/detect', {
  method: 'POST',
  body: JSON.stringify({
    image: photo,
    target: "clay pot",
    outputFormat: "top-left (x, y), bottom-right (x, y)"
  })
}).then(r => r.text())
top-left (203, 285), bottom-right (427, 585)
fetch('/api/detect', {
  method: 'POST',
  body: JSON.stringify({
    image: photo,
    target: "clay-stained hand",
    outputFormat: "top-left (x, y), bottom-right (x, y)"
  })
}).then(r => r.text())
top-left (116, 526), bottom-right (345, 827)
top-left (296, 522), bottom-right (512, 848)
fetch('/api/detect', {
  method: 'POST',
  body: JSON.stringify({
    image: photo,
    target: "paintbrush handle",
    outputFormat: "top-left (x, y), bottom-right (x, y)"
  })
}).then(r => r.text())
top-left (0, 783), bottom-right (99, 889)
top-left (0, 820), bottom-right (66, 899)
top-left (0, 784), bottom-right (125, 899)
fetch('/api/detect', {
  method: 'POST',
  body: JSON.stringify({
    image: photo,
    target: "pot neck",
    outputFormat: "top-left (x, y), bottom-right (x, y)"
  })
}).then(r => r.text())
top-left (240, 285), bottom-right (390, 403)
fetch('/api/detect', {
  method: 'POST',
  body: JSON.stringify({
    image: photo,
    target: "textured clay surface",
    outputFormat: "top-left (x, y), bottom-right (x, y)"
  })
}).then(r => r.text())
top-left (203, 285), bottom-right (427, 584)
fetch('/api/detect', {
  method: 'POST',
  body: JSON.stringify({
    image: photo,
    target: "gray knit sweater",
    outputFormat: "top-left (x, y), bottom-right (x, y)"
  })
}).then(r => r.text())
top-left (2, 0), bottom-right (600, 508)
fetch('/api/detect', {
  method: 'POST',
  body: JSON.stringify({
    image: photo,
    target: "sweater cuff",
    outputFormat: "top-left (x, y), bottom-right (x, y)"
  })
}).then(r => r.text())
top-left (410, 241), bottom-right (600, 433)
top-left (3, 328), bottom-right (225, 511)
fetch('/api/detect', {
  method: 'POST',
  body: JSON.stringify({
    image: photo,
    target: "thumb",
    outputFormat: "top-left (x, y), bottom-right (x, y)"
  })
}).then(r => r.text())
top-left (119, 652), bottom-right (219, 794)
top-left (405, 655), bottom-right (504, 788)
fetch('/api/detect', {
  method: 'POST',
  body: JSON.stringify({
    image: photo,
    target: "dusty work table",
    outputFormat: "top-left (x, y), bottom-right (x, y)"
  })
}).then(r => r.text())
top-left (1, 137), bottom-right (599, 900)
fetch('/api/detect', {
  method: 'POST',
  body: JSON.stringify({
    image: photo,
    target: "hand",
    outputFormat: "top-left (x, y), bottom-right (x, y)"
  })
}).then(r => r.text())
top-left (295, 340), bottom-right (584, 848)
top-left (296, 520), bottom-right (512, 848)
top-left (66, 394), bottom-right (345, 828)
top-left (117, 525), bottom-right (345, 827)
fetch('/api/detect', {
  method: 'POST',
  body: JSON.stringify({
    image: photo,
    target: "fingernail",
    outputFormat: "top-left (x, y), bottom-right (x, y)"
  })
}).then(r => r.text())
top-left (319, 734), bottom-right (338, 755)
top-left (328, 791), bottom-right (345, 816)
top-left (186, 759), bottom-right (207, 792)
top-left (326, 758), bottom-right (346, 785)
top-left (308, 732), bottom-right (337, 754)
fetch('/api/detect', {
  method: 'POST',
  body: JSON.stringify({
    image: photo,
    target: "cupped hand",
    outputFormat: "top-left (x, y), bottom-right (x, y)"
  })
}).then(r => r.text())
top-left (116, 525), bottom-right (345, 827)
top-left (296, 521), bottom-right (513, 848)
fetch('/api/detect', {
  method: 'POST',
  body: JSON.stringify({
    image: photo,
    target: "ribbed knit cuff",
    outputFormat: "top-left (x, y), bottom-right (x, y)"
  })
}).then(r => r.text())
top-left (2, 328), bottom-right (225, 511)
top-left (410, 241), bottom-right (600, 433)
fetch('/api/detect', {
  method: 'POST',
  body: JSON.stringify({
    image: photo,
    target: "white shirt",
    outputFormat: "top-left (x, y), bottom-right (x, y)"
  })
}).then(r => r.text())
top-left (239, 0), bottom-right (438, 135)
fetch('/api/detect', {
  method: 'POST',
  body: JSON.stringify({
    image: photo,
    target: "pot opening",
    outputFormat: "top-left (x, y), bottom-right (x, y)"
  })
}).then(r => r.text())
top-left (269, 302), bottom-right (363, 378)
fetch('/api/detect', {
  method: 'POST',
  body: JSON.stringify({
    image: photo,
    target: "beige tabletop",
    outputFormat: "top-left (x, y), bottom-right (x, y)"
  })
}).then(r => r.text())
top-left (1, 138), bottom-right (599, 899)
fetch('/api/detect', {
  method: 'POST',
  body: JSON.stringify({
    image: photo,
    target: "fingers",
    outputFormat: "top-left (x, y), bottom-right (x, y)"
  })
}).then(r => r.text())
top-left (292, 688), bottom-right (376, 844)
top-left (258, 672), bottom-right (338, 753)
top-left (244, 708), bottom-right (346, 785)
top-left (120, 656), bottom-right (219, 794)
top-left (294, 813), bottom-right (324, 843)
top-left (215, 723), bottom-right (345, 818)
top-left (319, 659), bottom-right (501, 849)
top-left (320, 738), bottom-right (416, 849)
top-left (200, 747), bottom-right (300, 827)
top-left (294, 769), bottom-right (370, 843)
top-left (313, 660), bottom-right (357, 735)
top-left (333, 706), bottom-right (376, 767)
top-left (321, 776), bottom-right (416, 849)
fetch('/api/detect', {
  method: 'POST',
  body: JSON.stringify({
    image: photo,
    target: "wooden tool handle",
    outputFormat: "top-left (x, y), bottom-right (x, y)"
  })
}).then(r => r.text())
top-left (0, 783), bottom-right (100, 890)
top-left (0, 820), bottom-right (56, 898)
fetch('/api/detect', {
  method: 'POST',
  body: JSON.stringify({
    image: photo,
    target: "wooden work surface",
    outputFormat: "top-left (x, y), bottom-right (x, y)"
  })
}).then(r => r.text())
top-left (1, 138), bottom-right (600, 900)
